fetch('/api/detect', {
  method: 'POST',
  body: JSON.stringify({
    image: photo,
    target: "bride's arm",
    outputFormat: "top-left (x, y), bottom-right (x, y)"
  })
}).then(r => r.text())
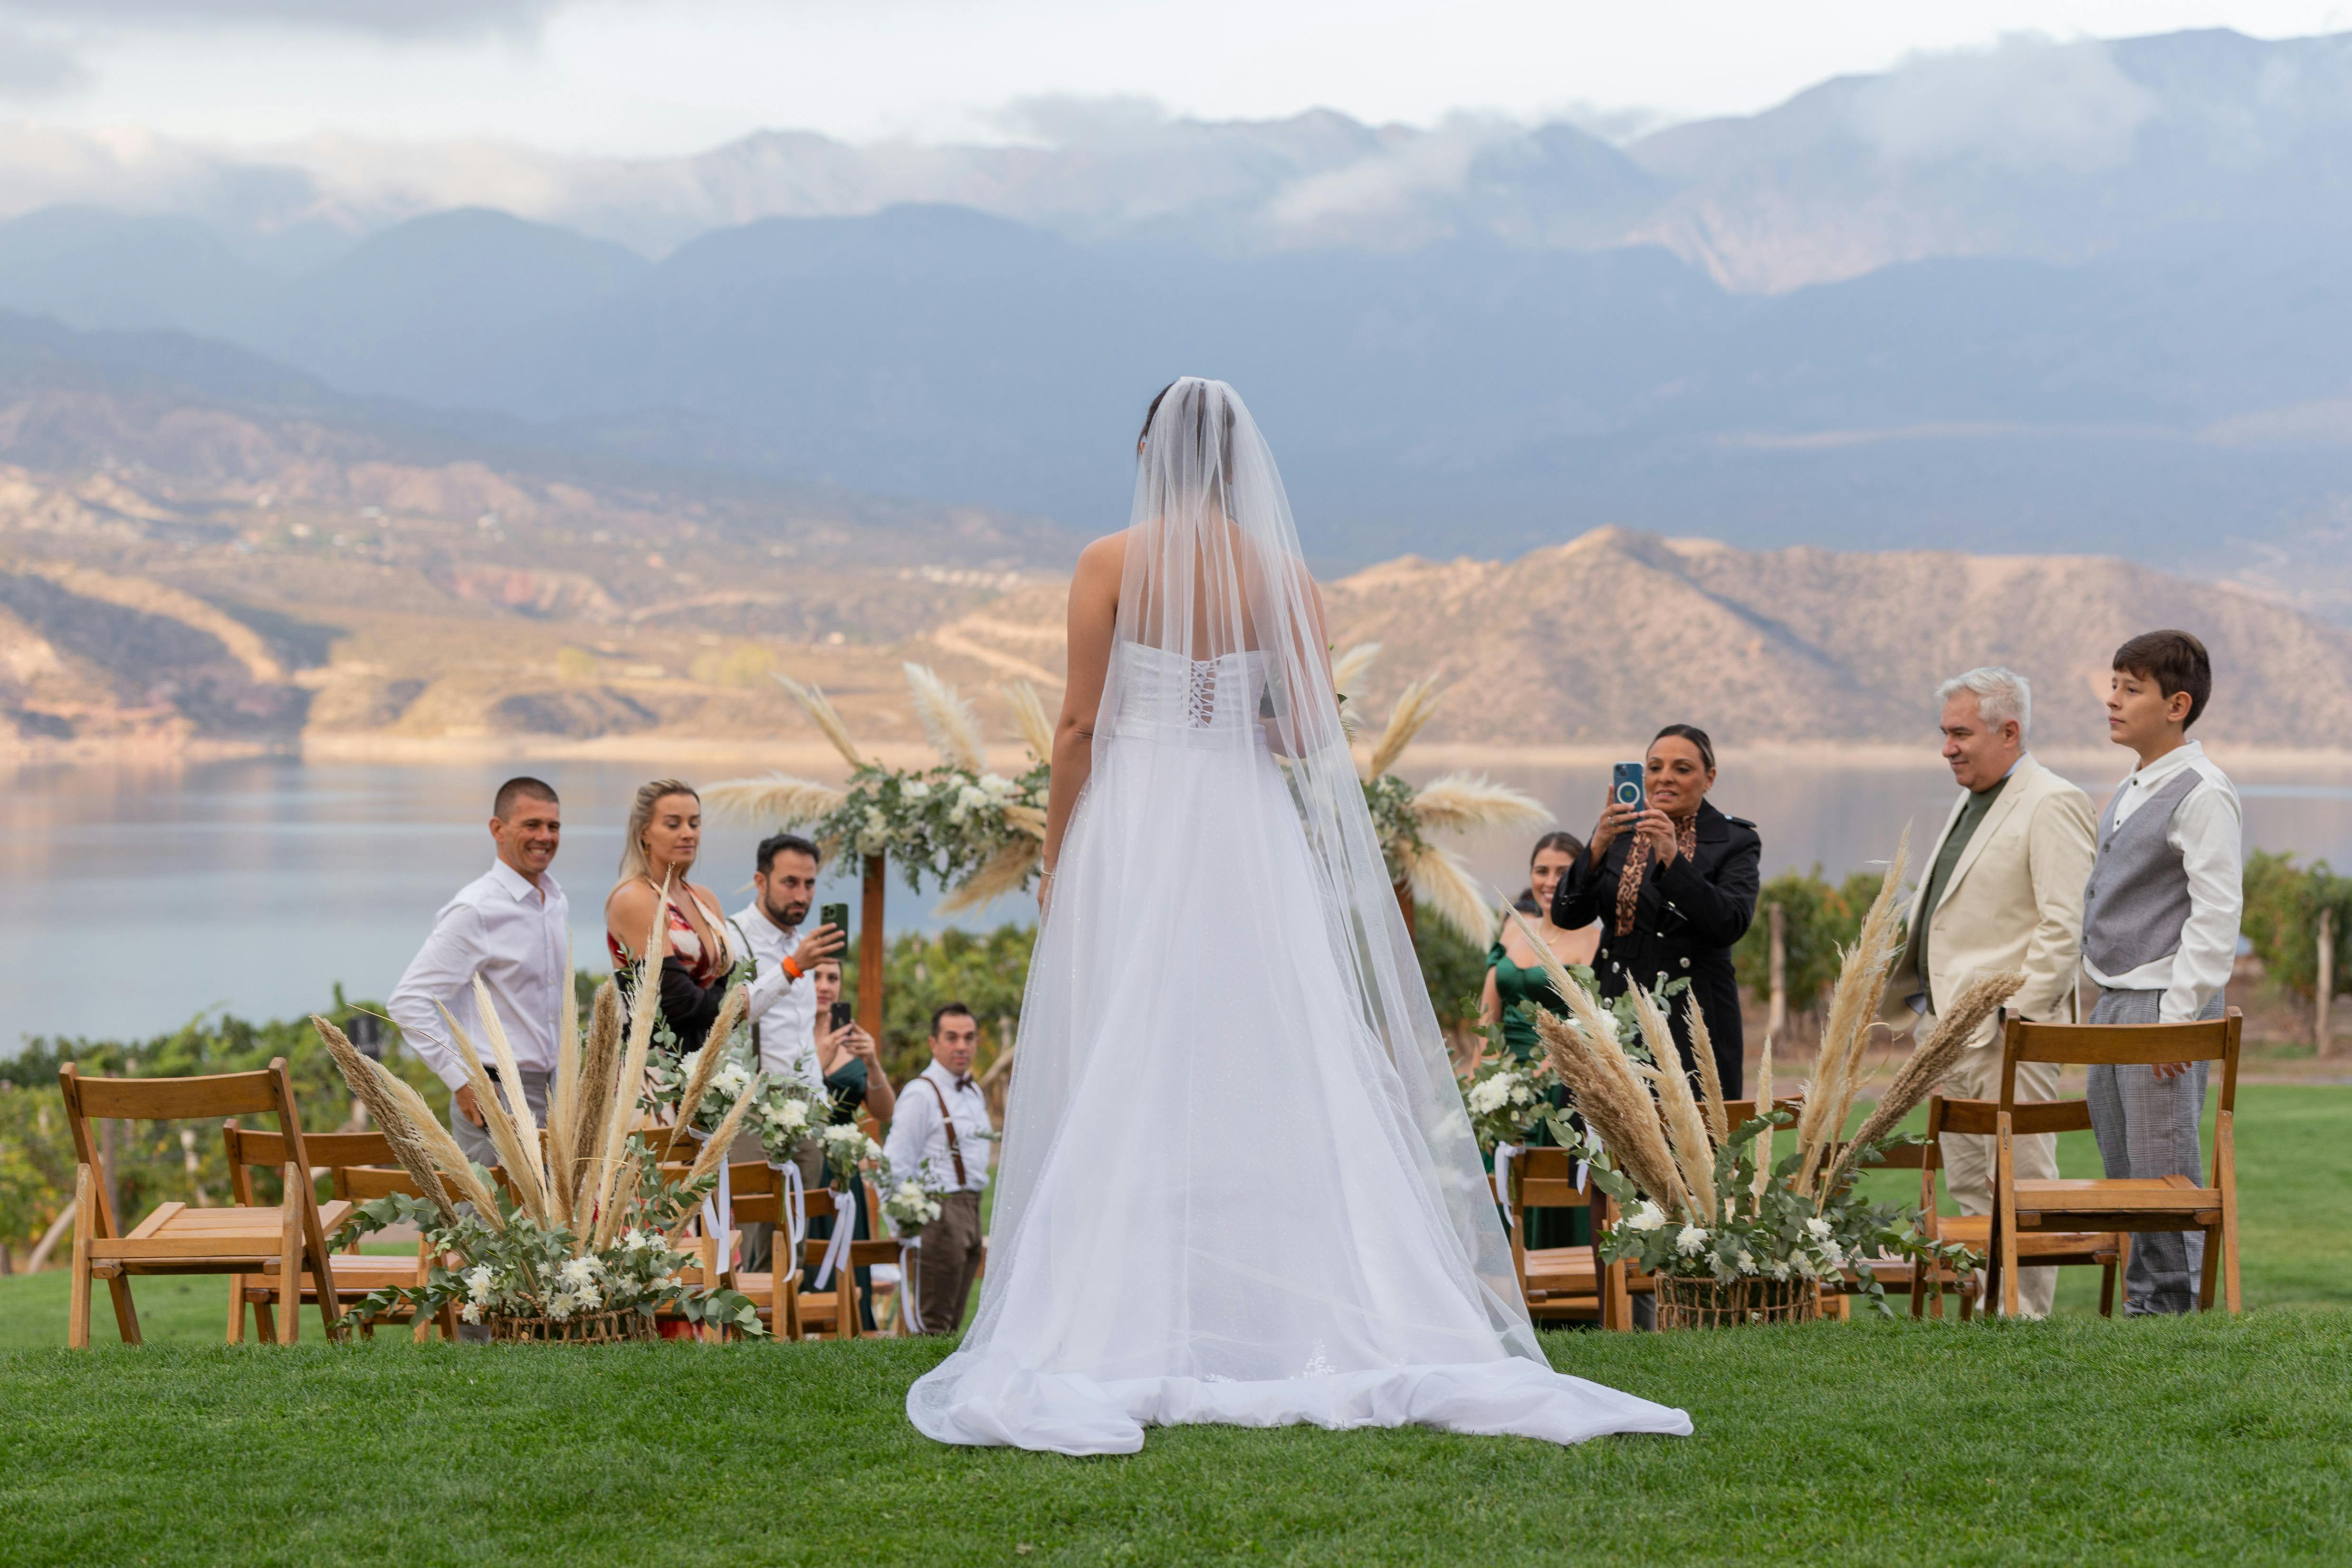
top-left (1041, 535), bottom-right (1125, 896)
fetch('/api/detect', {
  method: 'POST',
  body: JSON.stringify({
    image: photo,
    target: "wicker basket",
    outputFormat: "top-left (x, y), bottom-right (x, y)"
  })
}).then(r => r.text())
top-left (485, 1308), bottom-right (659, 1344)
top-left (1653, 1273), bottom-right (1822, 1329)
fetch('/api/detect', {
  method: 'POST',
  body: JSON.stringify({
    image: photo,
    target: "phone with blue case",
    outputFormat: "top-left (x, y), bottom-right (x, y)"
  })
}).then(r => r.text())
top-left (1611, 761), bottom-right (1646, 815)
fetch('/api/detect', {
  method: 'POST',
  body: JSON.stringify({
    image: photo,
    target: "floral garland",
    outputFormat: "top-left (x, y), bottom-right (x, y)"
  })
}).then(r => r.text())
top-left (1361, 773), bottom-right (1427, 886)
top-left (1582, 1111), bottom-right (1977, 1315)
top-left (331, 1139), bottom-right (764, 1333)
top-left (640, 990), bottom-right (831, 1166)
top-left (814, 761), bottom-right (1049, 894)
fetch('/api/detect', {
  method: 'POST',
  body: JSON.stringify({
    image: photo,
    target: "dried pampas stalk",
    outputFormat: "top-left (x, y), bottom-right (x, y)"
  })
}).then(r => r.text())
top-left (373, 1069), bottom-right (503, 1224)
top-left (312, 1016), bottom-right (459, 1228)
top-left (670, 982), bottom-right (746, 1133)
top-left (471, 975), bottom-right (547, 1199)
top-left (773, 673), bottom-right (866, 769)
top-left (1509, 908), bottom-right (1661, 1165)
top-left (663, 1084), bottom-right (762, 1244)
top-left (702, 774), bottom-right (848, 833)
top-left (1533, 1010), bottom-right (1687, 1220)
top-left (1826, 969), bottom-right (2025, 1195)
top-left (436, 1001), bottom-right (550, 1226)
top-left (1001, 802), bottom-right (1047, 840)
top-left (546, 943), bottom-right (580, 1229)
top-left (938, 836), bottom-right (1042, 916)
top-left (1630, 985), bottom-right (1717, 1222)
top-left (1330, 641), bottom-right (1380, 698)
top-left (904, 662), bottom-right (988, 773)
top-left (1364, 675), bottom-right (1444, 781)
top-left (1409, 773), bottom-right (1553, 837)
top-left (1685, 994), bottom-right (1729, 1147)
top-left (1795, 829), bottom-right (1911, 1194)
top-left (1750, 1034), bottom-right (1777, 1210)
top-left (1000, 680), bottom-right (1055, 762)
top-left (1398, 839), bottom-right (1495, 946)
top-left (591, 899), bottom-right (670, 1249)
top-left (567, 981), bottom-right (621, 1218)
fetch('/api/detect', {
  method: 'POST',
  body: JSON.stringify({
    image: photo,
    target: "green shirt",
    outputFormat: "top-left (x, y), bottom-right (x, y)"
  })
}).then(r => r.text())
top-left (1915, 771), bottom-right (2011, 1013)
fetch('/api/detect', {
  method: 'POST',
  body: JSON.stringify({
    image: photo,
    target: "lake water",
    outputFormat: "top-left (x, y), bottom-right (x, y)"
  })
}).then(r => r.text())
top-left (7, 752), bottom-right (2351, 1047)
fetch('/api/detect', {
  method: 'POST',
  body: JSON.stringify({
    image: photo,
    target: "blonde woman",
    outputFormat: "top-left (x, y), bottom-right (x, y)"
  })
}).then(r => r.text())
top-left (605, 778), bottom-right (738, 1055)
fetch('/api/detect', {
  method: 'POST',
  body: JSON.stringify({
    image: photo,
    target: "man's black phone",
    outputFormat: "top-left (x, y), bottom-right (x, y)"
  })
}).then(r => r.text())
top-left (820, 901), bottom-right (850, 938)
top-left (829, 1000), bottom-right (854, 1032)
top-left (1611, 761), bottom-right (1646, 815)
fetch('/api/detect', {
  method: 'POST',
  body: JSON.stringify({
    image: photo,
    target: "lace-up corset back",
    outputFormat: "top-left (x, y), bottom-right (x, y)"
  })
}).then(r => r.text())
top-left (1110, 641), bottom-right (1269, 749)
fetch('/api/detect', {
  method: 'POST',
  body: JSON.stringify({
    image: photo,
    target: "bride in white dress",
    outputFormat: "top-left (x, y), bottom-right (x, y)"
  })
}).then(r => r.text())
top-left (907, 378), bottom-right (1691, 1455)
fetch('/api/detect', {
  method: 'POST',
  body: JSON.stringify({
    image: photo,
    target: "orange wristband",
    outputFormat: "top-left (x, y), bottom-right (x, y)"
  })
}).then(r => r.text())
top-left (781, 956), bottom-right (803, 981)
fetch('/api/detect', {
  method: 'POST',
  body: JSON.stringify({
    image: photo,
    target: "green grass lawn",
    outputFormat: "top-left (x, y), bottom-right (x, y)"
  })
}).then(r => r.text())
top-left (2, 1087), bottom-right (2346, 1566)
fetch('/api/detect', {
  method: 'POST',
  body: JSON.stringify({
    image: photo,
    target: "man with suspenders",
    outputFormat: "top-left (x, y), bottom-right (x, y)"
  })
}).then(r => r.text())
top-left (884, 1003), bottom-right (994, 1335)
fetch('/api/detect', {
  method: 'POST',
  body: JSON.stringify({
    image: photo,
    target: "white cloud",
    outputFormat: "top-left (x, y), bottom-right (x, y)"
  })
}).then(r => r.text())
top-left (1853, 34), bottom-right (2160, 172)
top-left (0, 21), bottom-right (86, 97)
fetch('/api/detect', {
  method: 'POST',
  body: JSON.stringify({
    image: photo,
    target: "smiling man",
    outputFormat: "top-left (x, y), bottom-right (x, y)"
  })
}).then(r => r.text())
top-left (1881, 667), bottom-right (2095, 1318)
top-left (387, 776), bottom-right (570, 1170)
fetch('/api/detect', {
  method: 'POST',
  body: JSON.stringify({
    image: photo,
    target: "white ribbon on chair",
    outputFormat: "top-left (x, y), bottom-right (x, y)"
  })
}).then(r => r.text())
top-left (812, 1186), bottom-right (857, 1289)
top-left (1577, 1128), bottom-right (1601, 1194)
top-left (1492, 1142), bottom-right (1522, 1233)
top-left (779, 1160), bottom-right (806, 1251)
top-left (699, 1160), bottom-right (735, 1271)
top-left (898, 1235), bottom-right (924, 1335)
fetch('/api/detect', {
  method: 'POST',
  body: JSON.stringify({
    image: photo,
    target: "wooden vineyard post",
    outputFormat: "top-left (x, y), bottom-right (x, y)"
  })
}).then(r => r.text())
top-left (2320, 907), bottom-right (2336, 1059)
top-left (1767, 903), bottom-right (1788, 1042)
top-left (860, 853), bottom-right (887, 1044)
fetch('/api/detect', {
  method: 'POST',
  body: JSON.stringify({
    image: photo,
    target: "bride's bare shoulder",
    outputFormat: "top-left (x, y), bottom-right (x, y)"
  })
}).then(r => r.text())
top-left (1070, 531), bottom-right (1128, 594)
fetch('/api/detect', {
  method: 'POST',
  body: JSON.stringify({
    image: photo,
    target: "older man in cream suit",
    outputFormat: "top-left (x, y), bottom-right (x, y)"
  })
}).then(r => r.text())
top-left (1882, 667), bottom-right (2096, 1318)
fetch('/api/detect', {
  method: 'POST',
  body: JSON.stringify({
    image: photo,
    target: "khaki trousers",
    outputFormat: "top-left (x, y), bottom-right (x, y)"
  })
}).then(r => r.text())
top-left (1935, 1042), bottom-right (2059, 1319)
top-left (915, 1191), bottom-right (985, 1337)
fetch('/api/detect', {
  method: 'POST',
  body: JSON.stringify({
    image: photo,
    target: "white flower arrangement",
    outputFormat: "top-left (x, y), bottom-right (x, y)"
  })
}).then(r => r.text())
top-left (640, 975), bottom-right (832, 1166)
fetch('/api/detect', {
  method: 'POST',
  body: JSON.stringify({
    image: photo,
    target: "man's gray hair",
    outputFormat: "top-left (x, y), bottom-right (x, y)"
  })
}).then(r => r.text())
top-left (1937, 666), bottom-right (2032, 739)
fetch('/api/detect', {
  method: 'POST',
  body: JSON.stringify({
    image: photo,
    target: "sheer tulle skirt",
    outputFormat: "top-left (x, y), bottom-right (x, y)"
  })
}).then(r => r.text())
top-left (907, 666), bottom-right (1692, 1454)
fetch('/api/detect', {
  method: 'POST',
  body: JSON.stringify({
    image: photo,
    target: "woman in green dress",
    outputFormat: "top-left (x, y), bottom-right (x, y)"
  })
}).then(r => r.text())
top-left (802, 956), bottom-right (898, 1329)
top-left (1480, 832), bottom-right (1602, 1251)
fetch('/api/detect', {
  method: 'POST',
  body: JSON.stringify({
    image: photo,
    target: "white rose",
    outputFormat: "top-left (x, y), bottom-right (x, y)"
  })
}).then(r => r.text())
top-left (980, 773), bottom-right (1012, 796)
top-left (775, 1100), bottom-right (809, 1132)
top-left (1736, 1250), bottom-right (1758, 1275)
top-left (1466, 1079), bottom-right (1509, 1115)
top-left (463, 1265), bottom-right (497, 1303)
top-left (459, 1302), bottom-right (483, 1324)
top-left (1508, 1082), bottom-right (1532, 1105)
top-left (1627, 1201), bottom-right (1667, 1233)
top-left (1805, 1216), bottom-right (1833, 1241)
top-left (1768, 1259), bottom-right (1792, 1281)
top-left (559, 1256), bottom-right (599, 1290)
top-left (904, 779), bottom-right (931, 800)
top-left (1675, 1224), bottom-right (1709, 1257)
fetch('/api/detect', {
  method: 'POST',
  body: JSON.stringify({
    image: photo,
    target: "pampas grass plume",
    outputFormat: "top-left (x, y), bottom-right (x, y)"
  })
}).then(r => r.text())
top-left (311, 1016), bottom-right (459, 1227)
top-left (1409, 773), bottom-right (1552, 837)
top-left (1001, 680), bottom-right (1056, 762)
top-left (702, 775), bottom-right (848, 833)
top-left (773, 674), bottom-right (866, 768)
top-left (938, 837), bottom-right (1041, 915)
top-left (904, 662), bottom-right (988, 773)
top-left (1364, 675), bottom-right (1443, 781)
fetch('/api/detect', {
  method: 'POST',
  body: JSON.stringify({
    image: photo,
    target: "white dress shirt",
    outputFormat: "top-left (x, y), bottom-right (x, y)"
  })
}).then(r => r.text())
top-left (729, 902), bottom-right (826, 1097)
top-left (2082, 739), bottom-right (2244, 1023)
top-left (388, 859), bottom-right (569, 1091)
top-left (884, 1060), bottom-right (992, 1194)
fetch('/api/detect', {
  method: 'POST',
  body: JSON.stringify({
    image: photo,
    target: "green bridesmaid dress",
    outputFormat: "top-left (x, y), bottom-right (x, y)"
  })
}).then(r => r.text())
top-left (1486, 940), bottom-right (1592, 1252)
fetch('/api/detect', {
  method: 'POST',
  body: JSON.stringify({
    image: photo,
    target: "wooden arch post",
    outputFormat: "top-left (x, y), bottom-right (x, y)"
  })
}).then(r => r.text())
top-left (859, 853), bottom-right (887, 1045)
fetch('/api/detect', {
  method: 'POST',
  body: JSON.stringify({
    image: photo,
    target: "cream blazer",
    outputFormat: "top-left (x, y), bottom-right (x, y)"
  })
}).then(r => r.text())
top-left (1880, 754), bottom-right (2097, 1046)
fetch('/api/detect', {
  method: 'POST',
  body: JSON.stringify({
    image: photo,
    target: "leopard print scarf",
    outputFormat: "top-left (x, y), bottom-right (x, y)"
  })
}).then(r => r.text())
top-left (1613, 813), bottom-right (1701, 937)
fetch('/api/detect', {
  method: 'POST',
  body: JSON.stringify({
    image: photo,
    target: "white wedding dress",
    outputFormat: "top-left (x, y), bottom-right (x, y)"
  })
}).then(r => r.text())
top-left (907, 380), bottom-right (1690, 1455)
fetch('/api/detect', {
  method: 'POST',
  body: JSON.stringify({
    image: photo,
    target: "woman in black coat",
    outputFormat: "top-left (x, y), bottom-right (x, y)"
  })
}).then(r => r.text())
top-left (1551, 724), bottom-right (1760, 1098)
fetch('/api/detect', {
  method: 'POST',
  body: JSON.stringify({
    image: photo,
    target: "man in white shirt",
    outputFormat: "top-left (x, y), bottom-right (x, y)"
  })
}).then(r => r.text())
top-left (729, 833), bottom-right (842, 1100)
top-left (2081, 631), bottom-right (2242, 1314)
top-left (884, 1003), bottom-right (992, 1335)
top-left (388, 777), bottom-right (569, 1169)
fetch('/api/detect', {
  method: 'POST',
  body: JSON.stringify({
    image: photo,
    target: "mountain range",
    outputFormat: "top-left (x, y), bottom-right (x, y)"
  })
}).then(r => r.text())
top-left (2, 28), bottom-right (2352, 624)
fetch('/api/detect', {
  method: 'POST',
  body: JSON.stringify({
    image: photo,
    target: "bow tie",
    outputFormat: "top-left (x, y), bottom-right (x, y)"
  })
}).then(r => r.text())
top-left (953, 1075), bottom-right (976, 1093)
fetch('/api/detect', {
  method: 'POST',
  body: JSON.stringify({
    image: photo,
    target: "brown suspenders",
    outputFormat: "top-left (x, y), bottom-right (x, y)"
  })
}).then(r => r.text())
top-left (921, 1076), bottom-right (968, 1186)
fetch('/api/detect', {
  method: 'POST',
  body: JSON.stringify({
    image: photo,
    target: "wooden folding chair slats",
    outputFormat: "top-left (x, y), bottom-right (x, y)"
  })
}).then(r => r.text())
top-left (1498, 1147), bottom-right (1602, 1325)
top-left (1986, 1010), bottom-right (2242, 1318)
top-left (61, 1057), bottom-right (346, 1348)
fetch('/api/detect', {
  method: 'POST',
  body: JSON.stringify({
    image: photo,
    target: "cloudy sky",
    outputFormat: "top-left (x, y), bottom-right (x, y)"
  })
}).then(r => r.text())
top-left (2, 0), bottom-right (2348, 153)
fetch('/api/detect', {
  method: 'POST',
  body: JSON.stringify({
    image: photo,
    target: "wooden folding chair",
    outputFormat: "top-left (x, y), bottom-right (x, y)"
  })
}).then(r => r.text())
top-left (1820, 1130), bottom-right (1979, 1319)
top-left (1923, 1095), bottom-right (2120, 1318)
top-left (718, 1160), bottom-right (801, 1339)
top-left (794, 1183), bottom-right (899, 1340)
top-left (59, 1058), bottom-right (347, 1348)
top-left (220, 1126), bottom-right (449, 1343)
top-left (1986, 1009), bottom-right (2241, 1318)
top-left (1497, 1146), bottom-right (1601, 1325)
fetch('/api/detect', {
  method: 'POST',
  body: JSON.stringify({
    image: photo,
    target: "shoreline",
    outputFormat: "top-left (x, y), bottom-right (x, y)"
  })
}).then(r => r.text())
top-left (9, 735), bottom-right (2352, 775)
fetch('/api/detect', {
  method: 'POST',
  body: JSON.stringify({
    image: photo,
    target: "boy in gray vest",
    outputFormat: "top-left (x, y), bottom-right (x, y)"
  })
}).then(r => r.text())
top-left (2080, 630), bottom-right (2241, 1314)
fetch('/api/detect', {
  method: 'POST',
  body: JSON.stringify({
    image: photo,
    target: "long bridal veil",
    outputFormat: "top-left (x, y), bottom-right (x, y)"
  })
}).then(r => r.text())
top-left (907, 378), bottom-right (1689, 1453)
